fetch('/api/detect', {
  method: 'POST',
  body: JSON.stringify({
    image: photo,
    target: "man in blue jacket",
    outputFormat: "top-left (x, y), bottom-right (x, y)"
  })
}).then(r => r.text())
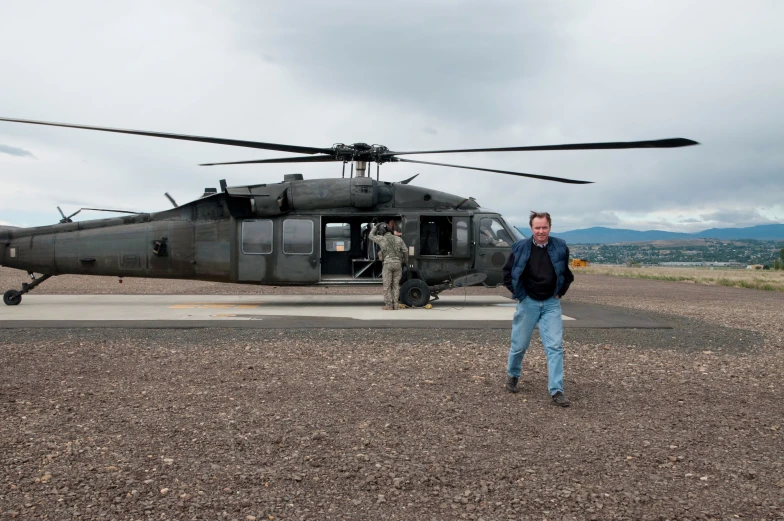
top-left (502, 211), bottom-right (575, 407)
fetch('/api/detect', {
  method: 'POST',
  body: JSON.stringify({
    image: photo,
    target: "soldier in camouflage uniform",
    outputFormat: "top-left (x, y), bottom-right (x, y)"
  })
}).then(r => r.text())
top-left (369, 222), bottom-right (409, 310)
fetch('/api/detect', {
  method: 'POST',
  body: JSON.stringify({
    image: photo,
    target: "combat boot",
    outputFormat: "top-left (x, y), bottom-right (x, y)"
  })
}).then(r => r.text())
top-left (505, 376), bottom-right (520, 393)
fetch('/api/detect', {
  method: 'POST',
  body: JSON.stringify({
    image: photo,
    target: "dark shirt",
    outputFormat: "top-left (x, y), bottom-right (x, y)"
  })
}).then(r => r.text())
top-left (521, 245), bottom-right (557, 300)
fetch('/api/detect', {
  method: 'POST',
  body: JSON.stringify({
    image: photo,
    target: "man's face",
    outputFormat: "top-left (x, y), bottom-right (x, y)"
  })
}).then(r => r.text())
top-left (531, 217), bottom-right (551, 244)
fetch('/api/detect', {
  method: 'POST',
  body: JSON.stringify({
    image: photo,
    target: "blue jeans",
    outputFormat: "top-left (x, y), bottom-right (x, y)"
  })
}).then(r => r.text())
top-left (507, 296), bottom-right (564, 396)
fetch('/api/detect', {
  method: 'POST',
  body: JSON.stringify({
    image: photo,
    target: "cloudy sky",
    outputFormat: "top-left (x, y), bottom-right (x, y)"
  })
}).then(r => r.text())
top-left (1, 0), bottom-right (782, 232)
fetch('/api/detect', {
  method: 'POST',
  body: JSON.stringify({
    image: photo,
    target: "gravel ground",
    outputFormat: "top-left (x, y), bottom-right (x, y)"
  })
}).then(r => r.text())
top-left (1, 267), bottom-right (783, 520)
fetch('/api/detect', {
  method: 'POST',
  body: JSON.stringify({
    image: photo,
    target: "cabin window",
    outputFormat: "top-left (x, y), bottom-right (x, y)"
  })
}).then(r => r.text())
top-left (420, 216), bottom-right (470, 257)
top-left (454, 218), bottom-right (469, 256)
top-left (325, 223), bottom-right (351, 252)
top-left (283, 219), bottom-right (314, 254)
top-left (242, 219), bottom-right (273, 254)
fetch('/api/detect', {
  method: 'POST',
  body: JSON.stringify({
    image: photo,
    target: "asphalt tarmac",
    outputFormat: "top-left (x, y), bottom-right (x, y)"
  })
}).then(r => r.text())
top-left (0, 294), bottom-right (669, 329)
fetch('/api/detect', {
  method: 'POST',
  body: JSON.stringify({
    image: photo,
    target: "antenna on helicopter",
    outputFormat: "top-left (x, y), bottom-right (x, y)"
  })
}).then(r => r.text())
top-left (164, 192), bottom-right (178, 208)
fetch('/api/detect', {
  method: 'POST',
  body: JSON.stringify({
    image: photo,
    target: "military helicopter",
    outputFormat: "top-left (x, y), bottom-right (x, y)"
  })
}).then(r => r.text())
top-left (0, 116), bottom-right (698, 307)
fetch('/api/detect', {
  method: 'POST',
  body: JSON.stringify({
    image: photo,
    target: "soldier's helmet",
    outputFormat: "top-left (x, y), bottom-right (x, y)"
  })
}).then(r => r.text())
top-left (377, 223), bottom-right (389, 234)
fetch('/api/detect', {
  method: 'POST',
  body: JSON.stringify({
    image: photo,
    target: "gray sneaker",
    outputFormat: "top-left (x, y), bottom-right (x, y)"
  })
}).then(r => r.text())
top-left (505, 376), bottom-right (520, 393)
top-left (551, 391), bottom-right (571, 407)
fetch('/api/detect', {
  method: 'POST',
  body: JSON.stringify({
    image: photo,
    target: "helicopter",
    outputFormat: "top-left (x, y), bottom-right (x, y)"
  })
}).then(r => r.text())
top-left (0, 116), bottom-right (698, 307)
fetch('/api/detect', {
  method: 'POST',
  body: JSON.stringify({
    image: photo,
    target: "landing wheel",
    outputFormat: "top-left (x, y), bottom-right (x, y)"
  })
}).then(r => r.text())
top-left (3, 290), bottom-right (22, 306)
top-left (399, 279), bottom-right (430, 308)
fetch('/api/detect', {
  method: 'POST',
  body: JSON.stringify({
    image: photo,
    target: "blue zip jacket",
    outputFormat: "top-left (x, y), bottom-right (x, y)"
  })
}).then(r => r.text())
top-left (502, 236), bottom-right (574, 300)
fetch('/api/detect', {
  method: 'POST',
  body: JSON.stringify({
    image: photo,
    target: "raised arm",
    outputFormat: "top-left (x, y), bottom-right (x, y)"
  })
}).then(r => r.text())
top-left (368, 224), bottom-right (384, 246)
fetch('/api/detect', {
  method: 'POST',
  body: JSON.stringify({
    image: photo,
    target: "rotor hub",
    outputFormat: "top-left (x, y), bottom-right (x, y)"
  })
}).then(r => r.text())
top-left (332, 143), bottom-right (392, 164)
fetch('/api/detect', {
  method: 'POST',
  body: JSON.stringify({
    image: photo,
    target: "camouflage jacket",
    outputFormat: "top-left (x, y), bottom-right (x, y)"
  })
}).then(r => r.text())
top-left (369, 225), bottom-right (409, 265)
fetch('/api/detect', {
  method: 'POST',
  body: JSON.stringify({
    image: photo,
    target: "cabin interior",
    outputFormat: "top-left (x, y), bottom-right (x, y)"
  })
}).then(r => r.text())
top-left (320, 215), bottom-right (460, 281)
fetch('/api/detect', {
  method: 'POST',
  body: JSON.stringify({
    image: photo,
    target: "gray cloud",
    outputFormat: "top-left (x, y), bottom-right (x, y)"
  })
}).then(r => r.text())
top-left (0, 144), bottom-right (35, 158)
top-left (699, 209), bottom-right (778, 227)
top-left (0, 1), bottom-right (782, 232)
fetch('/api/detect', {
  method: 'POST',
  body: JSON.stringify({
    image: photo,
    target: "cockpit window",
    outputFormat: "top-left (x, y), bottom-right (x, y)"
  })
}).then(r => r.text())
top-left (505, 219), bottom-right (526, 242)
top-left (479, 217), bottom-right (513, 247)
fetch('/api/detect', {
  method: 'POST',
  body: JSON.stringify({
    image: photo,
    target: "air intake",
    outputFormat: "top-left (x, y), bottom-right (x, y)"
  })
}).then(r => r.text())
top-left (284, 173), bottom-right (304, 181)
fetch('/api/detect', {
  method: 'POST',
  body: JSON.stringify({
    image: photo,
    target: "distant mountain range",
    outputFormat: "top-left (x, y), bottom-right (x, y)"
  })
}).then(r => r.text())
top-left (514, 224), bottom-right (784, 244)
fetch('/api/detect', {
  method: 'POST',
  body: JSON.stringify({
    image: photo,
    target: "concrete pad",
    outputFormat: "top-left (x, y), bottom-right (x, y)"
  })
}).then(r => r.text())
top-left (0, 295), bottom-right (670, 329)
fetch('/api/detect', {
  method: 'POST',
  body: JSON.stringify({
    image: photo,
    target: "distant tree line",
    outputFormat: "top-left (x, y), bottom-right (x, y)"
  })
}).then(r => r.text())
top-left (774, 248), bottom-right (784, 270)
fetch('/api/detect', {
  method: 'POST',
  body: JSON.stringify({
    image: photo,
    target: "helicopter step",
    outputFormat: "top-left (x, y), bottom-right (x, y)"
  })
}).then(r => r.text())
top-left (317, 276), bottom-right (381, 285)
top-left (3, 273), bottom-right (53, 306)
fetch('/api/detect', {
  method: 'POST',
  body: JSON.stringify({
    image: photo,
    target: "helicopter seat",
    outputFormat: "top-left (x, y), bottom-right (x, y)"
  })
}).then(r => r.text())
top-left (420, 222), bottom-right (439, 256)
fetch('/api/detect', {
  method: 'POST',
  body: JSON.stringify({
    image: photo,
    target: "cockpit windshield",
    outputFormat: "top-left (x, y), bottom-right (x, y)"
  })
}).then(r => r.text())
top-left (501, 218), bottom-right (526, 242)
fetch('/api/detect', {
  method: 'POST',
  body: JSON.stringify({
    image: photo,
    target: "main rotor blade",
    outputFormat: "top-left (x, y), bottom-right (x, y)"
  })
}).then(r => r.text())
top-left (200, 155), bottom-right (339, 166)
top-left (0, 117), bottom-right (333, 155)
top-left (81, 208), bottom-right (142, 215)
top-left (396, 158), bottom-right (593, 184)
top-left (387, 138), bottom-right (699, 156)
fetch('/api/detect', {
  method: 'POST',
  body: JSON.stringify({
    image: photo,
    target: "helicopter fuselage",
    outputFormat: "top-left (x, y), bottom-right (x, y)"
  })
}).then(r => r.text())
top-left (1, 177), bottom-right (519, 296)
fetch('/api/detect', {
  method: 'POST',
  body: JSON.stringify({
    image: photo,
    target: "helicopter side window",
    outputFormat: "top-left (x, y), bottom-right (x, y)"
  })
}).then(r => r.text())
top-left (283, 219), bottom-right (314, 255)
top-left (420, 216), bottom-right (469, 257)
top-left (454, 219), bottom-right (469, 256)
top-left (325, 223), bottom-right (351, 252)
top-left (241, 219), bottom-right (273, 254)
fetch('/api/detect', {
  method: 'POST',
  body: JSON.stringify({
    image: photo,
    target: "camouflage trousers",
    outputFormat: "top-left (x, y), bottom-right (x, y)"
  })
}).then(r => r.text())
top-left (382, 262), bottom-right (403, 309)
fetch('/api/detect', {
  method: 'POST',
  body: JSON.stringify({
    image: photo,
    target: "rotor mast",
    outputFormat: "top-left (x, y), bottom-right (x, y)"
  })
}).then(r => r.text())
top-left (355, 160), bottom-right (368, 178)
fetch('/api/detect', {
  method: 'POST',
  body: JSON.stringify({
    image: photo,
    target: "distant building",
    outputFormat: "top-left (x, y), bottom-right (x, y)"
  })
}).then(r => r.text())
top-left (659, 261), bottom-right (745, 268)
top-left (746, 264), bottom-right (764, 270)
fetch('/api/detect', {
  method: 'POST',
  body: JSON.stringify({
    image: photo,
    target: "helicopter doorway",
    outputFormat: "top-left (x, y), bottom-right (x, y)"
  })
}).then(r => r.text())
top-left (320, 217), bottom-right (400, 283)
